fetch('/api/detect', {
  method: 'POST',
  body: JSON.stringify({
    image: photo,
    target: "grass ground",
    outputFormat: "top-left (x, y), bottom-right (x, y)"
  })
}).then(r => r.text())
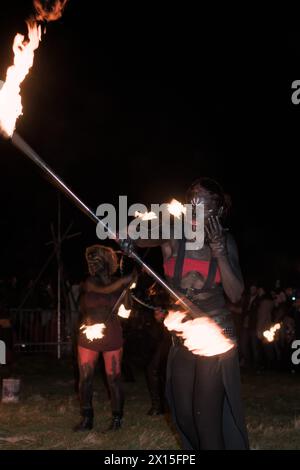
top-left (1, 355), bottom-right (300, 450)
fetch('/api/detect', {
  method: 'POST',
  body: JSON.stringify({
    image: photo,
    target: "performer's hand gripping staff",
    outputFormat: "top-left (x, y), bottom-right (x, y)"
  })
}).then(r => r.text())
top-left (117, 237), bottom-right (202, 320)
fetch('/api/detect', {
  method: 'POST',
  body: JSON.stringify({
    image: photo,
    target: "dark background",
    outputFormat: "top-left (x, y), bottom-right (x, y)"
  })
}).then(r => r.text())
top-left (0, 1), bottom-right (299, 288)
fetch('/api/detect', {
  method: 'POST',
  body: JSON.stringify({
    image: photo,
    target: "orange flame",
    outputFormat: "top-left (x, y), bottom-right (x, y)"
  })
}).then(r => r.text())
top-left (0, 1), bottom-right (69, 138)
top-left (167, 199), bottom-right (186, 219)
top-left (0, 22), bottom-right (41, 138)
top-left (164, 310), bottom-right (234, 356)
top-left (34, 0), bottom-right (69, 22)
top-left (80, 323), bottom-right (106, 341)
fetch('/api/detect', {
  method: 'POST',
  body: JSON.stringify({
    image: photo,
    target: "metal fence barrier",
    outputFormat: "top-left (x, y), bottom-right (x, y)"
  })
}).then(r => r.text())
top-left (9, 308), bottom-right (73, 355)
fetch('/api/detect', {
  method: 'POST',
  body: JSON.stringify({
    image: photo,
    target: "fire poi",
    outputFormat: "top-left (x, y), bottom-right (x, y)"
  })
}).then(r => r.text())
top-left (263, 323), bottom-right (281, 343)
top-left (117, 304), bottom-right (131, 319)
top-left (164, 310), bottom-right (234, 357)
top-left (80, 323), bottom-right (106, 342)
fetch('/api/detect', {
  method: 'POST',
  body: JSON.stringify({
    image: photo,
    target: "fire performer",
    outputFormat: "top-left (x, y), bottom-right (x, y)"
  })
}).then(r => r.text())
top-left (74, 244), bottom-right (133, 432)
top-left (0, 9), bottom-right (246, 446)
top-left (126, 177), bottom-right (249, 450)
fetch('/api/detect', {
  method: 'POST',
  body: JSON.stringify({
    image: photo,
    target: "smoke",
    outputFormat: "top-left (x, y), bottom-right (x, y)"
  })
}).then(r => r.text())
top-left (33, 0), bottom-right (69, 22)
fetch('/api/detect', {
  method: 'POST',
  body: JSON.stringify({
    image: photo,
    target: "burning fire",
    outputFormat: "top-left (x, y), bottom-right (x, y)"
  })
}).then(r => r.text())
top-left (0, 22), bottom-right (41, 137)
top-left (134, 210), bottom-right (157, 221)
top-left (117, 304), bottom-right (131, 319)
top-left (164, 310), bottom-right (234, 356)
top-left (167, 199), bottom-right (186, 219)
top-left (34, 0), bottom-right (69, 22)
top-left (0, 1), bottom-right (69, 138)
top-left (263, 323), bottom-right (281, 343)
top-left (130, 282), bottom-right (136, 290)
top-left (80, 323), bottom-right (106, 341)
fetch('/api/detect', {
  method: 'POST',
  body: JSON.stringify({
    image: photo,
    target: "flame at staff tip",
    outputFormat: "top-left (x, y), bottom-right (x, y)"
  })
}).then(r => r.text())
top-left (0, 22), bottom-right (41, 138)
top-left (118, 304), bottom-right (131, 319)
top-left (134, 210), bottom-right (158, 221)
top-left (164, 310), bottom-right (234, 357)
top-left (80, 323), bottom-right (106, 341)
top-left (0, 1), bottom-right (69, 138)
top-left (130, 282), bottom-right (136, 290)
top-left (263, 323), bottom-right (281, 343)
top-left (34, 0), bottom-right (69, 22)
top-left (167, 199), bottom-right (187, 219)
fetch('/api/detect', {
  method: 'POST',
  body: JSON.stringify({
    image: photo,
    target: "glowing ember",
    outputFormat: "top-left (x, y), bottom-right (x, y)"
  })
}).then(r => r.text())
top-left (80, 323), bottom-right (106, 341)
top-left (130, 282), bottom-right (136, 290)
top-left (134, 210), bottom-right (157, 221)
top-left (164, 310), bottom-right (234, 356)
top-left (263, 323), bottom-right (281, 343)
top-left (167, 199), bottom-right (186, 219)
top-left (0, 22), bottom-right (41, 137)
top-left (117, 304), bottom-right (131, 319)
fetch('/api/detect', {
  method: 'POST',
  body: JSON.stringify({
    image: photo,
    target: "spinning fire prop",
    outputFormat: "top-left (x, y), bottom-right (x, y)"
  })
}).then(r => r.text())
top-left (164, 311), bottom-right (234, 356)
top-left (80, 323), bottom-right (106, 342)
top-left (117, 304), bottom-right (131, 319)
top-left (263, 323), bottom-right (281, 343)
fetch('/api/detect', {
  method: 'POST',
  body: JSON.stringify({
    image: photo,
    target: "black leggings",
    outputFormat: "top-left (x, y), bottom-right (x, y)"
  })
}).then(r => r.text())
top-left (170, 346), bottom-right (225, 450)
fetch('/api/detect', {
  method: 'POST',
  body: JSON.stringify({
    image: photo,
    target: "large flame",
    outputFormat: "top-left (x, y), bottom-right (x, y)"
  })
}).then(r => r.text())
top-left (0, 1), bottom-right (69, 138)
top-left (263, 323), bottom-right (281, 343)
top-left (80, 323), bottom-right (106, 341)
top-left (0, 22), bottom-right (41, 137)
top-left (117, 304), bottom-right (131, 319)
top-left (164, 310), bottom-right (234, 356)
top-left (167, 199), bottom-right (186, 219)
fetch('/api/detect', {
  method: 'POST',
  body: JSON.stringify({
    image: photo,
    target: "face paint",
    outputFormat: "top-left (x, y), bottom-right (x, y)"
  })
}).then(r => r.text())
top-left (188, 188), bottom-right (218, 226)
top-left (86, 247), bottom-right (108, 281)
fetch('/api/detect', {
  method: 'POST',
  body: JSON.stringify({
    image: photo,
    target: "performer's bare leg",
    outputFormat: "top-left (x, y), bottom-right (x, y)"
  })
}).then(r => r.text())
top-left (74, 346), bottom-right (99, 431)
top-left (102, 348), bottom-right (124, 431)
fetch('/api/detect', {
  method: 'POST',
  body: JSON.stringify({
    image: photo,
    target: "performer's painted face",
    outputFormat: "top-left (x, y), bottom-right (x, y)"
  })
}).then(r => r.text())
top-left (85, 246), bottom-right (109, 282)
top-left (186, 185), bottom-right (220, 228)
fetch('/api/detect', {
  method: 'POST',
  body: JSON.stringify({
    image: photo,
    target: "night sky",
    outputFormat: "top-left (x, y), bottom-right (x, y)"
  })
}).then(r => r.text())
top-left (0, 1), bottom-right (299, 287)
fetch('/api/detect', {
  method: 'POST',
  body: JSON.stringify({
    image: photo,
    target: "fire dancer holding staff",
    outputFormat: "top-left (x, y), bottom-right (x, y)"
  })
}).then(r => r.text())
top-left (0, 5), bottom-right (247, 447)
top-left (74, 244), bottom-right (133, 432)
top-left (123, 177), bottom-right (249, 450)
